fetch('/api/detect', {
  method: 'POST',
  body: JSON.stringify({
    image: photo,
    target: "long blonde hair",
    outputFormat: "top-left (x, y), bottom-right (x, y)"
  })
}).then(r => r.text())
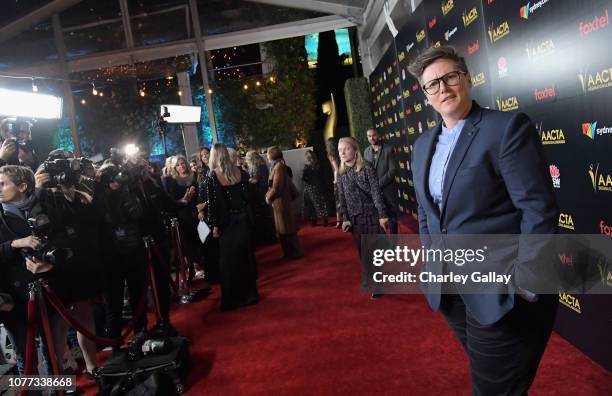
top-left (169, 155), bottom-right (192, 178)
top-left (245, 150), bottom-right (265, 169)
top-left (209, 143), bottom-right (240, 184)
top-left (338, 137), bottom-right (365, 174)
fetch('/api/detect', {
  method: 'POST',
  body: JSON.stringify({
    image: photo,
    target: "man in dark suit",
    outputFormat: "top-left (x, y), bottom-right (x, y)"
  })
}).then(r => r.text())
top-left (408, 46), bottom-right (559, 395)
top-left (364, 128), bottom-right (399, 234)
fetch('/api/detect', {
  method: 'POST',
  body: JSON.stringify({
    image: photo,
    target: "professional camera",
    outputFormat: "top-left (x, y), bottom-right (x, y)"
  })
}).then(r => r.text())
top-left (21, 214), bottom-right (73, 266)
top-left (41, 157), bottom-right (84, 187)
top-left (127, 332), bottom-right (172, 361)
top-left (0, 117), bottom-right (33, 147)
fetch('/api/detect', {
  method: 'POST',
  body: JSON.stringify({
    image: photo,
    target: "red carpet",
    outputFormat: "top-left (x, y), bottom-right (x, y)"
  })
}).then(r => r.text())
top-left (78, 222), bottom-right (612, 395)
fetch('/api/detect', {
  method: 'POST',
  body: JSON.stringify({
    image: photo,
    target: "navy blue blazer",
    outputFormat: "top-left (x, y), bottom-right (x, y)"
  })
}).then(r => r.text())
top-left (411, 102), bottom-right (559, 325)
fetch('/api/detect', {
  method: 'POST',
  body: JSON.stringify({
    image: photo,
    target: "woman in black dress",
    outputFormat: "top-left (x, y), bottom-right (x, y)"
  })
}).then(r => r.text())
top-left (302, 150), bottom-right (329, 226)
top-left (245, 150), bottom-right (276, 246)
top-left (206, 144), bottom-right (259, 311)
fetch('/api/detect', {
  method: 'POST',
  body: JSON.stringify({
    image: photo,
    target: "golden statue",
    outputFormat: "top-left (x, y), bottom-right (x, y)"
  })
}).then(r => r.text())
top-left (322, 93), bottom-right (337, 141)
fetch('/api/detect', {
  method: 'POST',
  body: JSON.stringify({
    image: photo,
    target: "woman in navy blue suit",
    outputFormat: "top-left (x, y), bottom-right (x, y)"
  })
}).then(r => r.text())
top-left (408, 46), bottom-right (559, 396)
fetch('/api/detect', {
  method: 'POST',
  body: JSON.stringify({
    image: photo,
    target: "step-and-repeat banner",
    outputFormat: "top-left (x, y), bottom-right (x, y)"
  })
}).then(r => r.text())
top-left (368, 0), bottom-right (612, 370)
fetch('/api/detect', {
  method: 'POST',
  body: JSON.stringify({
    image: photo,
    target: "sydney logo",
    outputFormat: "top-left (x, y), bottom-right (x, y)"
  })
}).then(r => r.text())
top-left (549, 165), bottom-right (560, 188)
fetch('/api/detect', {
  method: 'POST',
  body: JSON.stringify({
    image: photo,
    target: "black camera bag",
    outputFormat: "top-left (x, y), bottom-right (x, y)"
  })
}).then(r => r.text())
top-left (96, 336), bottom-right (190, 395)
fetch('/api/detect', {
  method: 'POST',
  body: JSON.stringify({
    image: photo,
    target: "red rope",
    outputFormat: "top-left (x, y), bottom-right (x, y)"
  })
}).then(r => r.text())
top-left (37, 290), bottom-right (64, 396)
top-left (152, 242), bottom-right (178, 294)
top-left (146, 244), bottom-right (162, 323)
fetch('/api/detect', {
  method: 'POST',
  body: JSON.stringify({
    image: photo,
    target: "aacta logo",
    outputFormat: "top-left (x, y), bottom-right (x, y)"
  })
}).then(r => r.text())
top-left (468, 40), bottom-right (480, 54)
top-left (549, 165), bottom-right (560, 188)
top-left (441, 0), bottom-right (454, 16)
top-left (558, 213), bottom-right (574, 230)
top-left (526, 39), bottom-right (555, 59)
top-left (471, 72), bottom-right (486, 87)
top-left (406, 42), bottom-right (415, 53)
top-left (559, 292), bottom-right (581, 314)
top-left (495, 96), bottom-right (519, 112)
top-left (579, 9), bottom-right (609, 37)
top-left (520, 0), bottom-right (550, 20)
top-left (427, 119), bottom-right (437, 128)
top-left (588, 163), bottom-right (612, 192)
top-left (416, 29), bottom-right (426, 42)
top-left (463, 7), bottom-right (478, 27)
top-left (429, 17), bottom-right (437, 29)
top-left (488, 21), bottom-right (510, 43)
top-left (537, 122), bottom-right (565, 145)
top-left (534, 85), bottom-right (556, 101)
top-left (414, 102), bottom-right (423, 112)
top-left (578, 66), bottom-right (612, 93)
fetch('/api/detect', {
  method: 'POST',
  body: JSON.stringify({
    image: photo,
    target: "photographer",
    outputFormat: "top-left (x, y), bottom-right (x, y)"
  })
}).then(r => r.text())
top-left (130, 158), bottom-right (175, 331)
top-left (0, 118), bottom-right (39, 170)
top-left (93, 163), bottom-right (148, 352)
top-left (0, 165), bottom-right (78, 374)
top-left (35, 151), bottom-right (106, 375)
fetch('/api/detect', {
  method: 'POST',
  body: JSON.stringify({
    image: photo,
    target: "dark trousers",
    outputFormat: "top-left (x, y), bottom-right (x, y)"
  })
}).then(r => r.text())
top-left (106, 248), bottom-right (148, 340)
top-left (279, 234), bottom-right (303, 259)
top-left (440, 294), bottom-right (558, 396)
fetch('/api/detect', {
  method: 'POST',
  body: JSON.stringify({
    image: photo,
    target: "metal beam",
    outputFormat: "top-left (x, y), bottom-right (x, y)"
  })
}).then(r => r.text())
top-left (52, 14), bottom-right (81, 157)
top-left (5, 15), bottom-right (356, 78)
top-left (243, 0), bottom-right (364, 19)
top-left (189, 0), bottom-right (217, 144)
top-left (0, 0), bottom-right (84, 44)
top-left (119, 0), bottom-right (135, 49)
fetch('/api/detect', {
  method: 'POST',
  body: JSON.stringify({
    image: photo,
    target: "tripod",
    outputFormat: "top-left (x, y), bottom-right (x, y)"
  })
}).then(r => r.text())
top-left (167, 218), bottom-right (196, 304)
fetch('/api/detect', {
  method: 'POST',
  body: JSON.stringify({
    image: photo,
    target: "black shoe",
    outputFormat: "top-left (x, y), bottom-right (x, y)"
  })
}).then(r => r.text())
top-left (335, 221), bottom-right (342, 229)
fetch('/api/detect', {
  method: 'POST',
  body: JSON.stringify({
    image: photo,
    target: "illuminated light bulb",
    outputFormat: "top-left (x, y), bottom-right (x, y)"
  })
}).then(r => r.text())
top-left (98, 92), bottom-right (104, 97)
top-left (256, 81), bottom-right (260, 86)
top-left (81, 99), bottom-right (86, 105)
top-left (140, 90), bottom-right (146, 97)
top-left (178, 90), bottom-right (182, 96)
top-left (243, 84), bottom-right (248, 90)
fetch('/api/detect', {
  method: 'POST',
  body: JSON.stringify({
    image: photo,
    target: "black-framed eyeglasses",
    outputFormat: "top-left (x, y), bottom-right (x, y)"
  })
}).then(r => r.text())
top-left (422, 71), bottom-right (467, 95)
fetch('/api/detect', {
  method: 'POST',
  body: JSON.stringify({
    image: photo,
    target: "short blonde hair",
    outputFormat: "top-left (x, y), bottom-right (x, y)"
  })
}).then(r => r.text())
top-left (0, 165), bottom-right (35, 195)
top-left (338, 137), bottom-right (365, 174)
top-left (245, 150), bottom-right (265, 168)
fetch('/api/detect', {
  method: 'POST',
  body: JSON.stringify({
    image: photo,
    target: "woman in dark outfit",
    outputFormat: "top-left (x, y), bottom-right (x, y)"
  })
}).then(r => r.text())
top-left (205, 144), bottom-right (258, 311)
top-left (245, 150), bottom-right (276, 246)
top-left (336, 137), bottom-right (389, 297)
top-left (302, 150), bottom-right (329, 226)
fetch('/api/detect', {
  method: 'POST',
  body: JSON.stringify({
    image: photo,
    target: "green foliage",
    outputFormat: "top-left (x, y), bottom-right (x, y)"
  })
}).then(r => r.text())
top-left (344, 77), bottom-right (373, 150)
top-left (240, 37), bottom-right (317, 149)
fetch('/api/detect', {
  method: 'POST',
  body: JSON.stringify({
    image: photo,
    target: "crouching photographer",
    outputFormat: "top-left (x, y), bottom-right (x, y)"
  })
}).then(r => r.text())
top-left (93, 163), bottom-right (148, 352)
top-left (34, 152), bottom-right (106, 376)
top-left (0, 165), bottom-right (92, 375)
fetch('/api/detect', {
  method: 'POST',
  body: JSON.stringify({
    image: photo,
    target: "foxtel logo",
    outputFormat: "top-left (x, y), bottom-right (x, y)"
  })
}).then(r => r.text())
top-left (429, 17), bottom-right (437, 29)
top-left (579, 8), bottom-right (609, 37)
top-left (534, 85), bottom-right (556, 101)
top-left (463, 7), bottom-right (478, 27)
top-left (488, 21), bottom-right (510, 43)
top-left (468, 40), bottom-right (480, 54)
top-left (520, 0), bottom-right (550, 19)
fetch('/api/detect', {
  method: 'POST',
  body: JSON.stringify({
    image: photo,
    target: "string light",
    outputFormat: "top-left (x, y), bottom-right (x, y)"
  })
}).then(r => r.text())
top-left (81, 99), bottom-right (86, 105)
top-left (91, 82), bottom-right (98, 96)
top-left (208, 88), bottom-right (213, 94)
top-left (178, 90), bottom-right (182, 96)
top-left (255, 81), bottom-right (260, 87)
top-left (140, 90), bottom-right (146, 97)
top-left (31, 78), bottom-right (38, 92)
top-left (243, 84), bottom-right (248, 90)
top-left (98, 91), bottom-right (104, 97)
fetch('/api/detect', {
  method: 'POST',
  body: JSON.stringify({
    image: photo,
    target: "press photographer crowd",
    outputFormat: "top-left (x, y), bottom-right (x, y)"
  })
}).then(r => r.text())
top-left (0, 115), bottom-right (340, 394)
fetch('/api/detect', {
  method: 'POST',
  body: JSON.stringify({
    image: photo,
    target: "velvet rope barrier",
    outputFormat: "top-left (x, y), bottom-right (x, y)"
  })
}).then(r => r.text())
top-left (37, 286), bottom-right (64, 396)
top-left (151, 241), bottom-right (178, 295)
